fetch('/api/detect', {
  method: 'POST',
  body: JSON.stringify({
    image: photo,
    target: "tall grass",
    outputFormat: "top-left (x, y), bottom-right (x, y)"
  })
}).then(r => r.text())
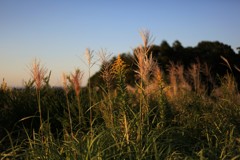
top-left (68, 69), bottom-right (85, 127)
top-left (1, 32), bottom-right (240, 159)
top-left (62, 73), bottom-right (73, 136)
top-left (85, 48), bottom-right (95, 138)
top-left (30, 59), bottom-right (48, 133)
top-left (134, 30), bottom-right (157, 146)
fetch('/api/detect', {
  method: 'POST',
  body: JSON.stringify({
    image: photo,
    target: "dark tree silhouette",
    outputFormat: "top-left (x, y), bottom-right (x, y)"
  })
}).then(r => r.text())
top-left (172, 40), bottom-right (183, 52)
top-left (89, 40), bottom-right (240, 91)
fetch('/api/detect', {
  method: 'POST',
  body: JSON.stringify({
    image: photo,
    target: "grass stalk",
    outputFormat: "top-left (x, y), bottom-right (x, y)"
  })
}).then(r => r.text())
top-left (62, 73), bottom-right (73, 136)
top-left (30, 59), bottom-right (47, 134)
top-left (69, 69), bottom-right (85, 127)
top-left (85, 48), bottom-right (95, 138)
top-left (36, 89), bottom-right (43, 132)
top-left (134, 29), bottom-right (155, 145)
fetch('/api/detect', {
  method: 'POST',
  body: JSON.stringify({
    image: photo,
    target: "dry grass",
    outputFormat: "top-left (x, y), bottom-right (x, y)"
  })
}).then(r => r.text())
top-left (133, 30), bottom-right (159, 143)
top-left (62, 72), bottom-right (73, 135)
top-left (68, 69), bottom-right (83, 97)
top-left (168, 63), bottom-right (178, 97)
top-left (2, 30), bottom-right (240, 159)
top-left (167, 62), bottom-right (197, 98)
top-left (85, 48), bottom-right (94, 66)
top-left (99, 49), bottom-right (113, 91)
top-left (167, 62), bottom-right (190, 97)
top-left (188, 63), bottom-right (201, 93)
top-left (62, 73), bottom-right (69, 94)
top-left (144, 65), bottom-right (165, 97)
top-left (134, 30), bottom-right (156, 86)
top-left (30, 59), bottom-right (48, 133)
top-left (139, 29), bottom-right (154, 49)
top-left (1, 78), bottom-right (8, 92)
top-left (31, 59), bottom-right (48, 90)
top-left (85, 48), bottom-right (94, 136)
top-left (101, 62), bottom-right (114, 92)
top-left (221, 56), bottom-right (232, 72)
top-left (212, 57), bottom-right (238, 99)
top-left (68, 69), bottom-right (85, 125)
top-left (134, 48), bottom-right (156, 86)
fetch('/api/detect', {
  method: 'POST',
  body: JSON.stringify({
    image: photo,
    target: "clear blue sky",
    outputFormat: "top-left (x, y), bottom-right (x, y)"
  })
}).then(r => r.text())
top-left (1, 0), bottom-right (240, 87)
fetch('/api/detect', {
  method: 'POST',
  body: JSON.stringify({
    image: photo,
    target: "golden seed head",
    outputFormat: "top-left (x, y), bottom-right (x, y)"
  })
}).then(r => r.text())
top-left (111, 54), bottom-right (127, 75)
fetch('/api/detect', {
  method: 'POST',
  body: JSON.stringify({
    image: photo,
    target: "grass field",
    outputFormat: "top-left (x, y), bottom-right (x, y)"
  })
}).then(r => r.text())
top-left (1, 31), bottom-right (240, 159)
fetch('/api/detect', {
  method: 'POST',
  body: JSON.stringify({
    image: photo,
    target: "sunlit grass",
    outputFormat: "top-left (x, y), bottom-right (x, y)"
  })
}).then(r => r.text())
top-left (1, 31), bottom-right (240, 159)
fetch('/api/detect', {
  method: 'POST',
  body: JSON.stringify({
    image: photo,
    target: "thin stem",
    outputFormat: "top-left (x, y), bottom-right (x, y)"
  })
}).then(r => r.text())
top-left (65, 93), bottom-right (73, 136)
top-left (76, 96), bottom-right (81, 126)
top-left (36, 89), bottom-right (42, 132)
top-left (86, 48), bottom-right (94, 137)
top-left (88, 64), bottom-right (93, 138)
top-left (77, 93), bottom-right (86, 127)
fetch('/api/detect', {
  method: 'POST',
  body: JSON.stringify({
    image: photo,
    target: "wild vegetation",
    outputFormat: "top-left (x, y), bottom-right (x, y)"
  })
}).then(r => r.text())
top-left (1, 30), bottom-right (240, 159)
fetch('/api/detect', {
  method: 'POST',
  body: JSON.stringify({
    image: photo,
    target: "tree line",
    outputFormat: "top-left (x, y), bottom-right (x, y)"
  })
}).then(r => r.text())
top-left (89, 40), bottom-right (240, 92)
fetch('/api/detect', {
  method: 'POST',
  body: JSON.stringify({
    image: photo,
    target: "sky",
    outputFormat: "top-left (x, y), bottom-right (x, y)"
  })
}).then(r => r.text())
top-left (0, 0), bottom-right (240, 87)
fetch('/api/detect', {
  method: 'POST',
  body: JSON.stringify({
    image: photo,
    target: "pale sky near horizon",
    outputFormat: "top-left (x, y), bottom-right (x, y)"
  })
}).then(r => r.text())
top-left (1, 0), bottom-right (240, 87)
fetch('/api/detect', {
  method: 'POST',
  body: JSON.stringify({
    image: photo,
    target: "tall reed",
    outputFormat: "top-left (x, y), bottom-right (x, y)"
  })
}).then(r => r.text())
top-left (168, 62), bottom-right (178, 97)
top-left (111, 54), bottom-right (130, 145)
top-left (134, 30), bottom-right (155, 143)
top-left (99, 49), bottom-right (114, 129)
top-left (68, 69), bottom-right (85, 127)
top-left (85, 48), bottom-right (95, 136)
top-left (30, 59), bottom-right (47, 131)
top-left (99, 49), bottom-right (113, 93)
top-left (188, 62), bottom-right (201, 93)
top-left (168, 62), bottom-right (191, 97)
top-left (152, 65), bottom-right (169, 127)
top-left (62, 73), bottom-right (73, 136)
